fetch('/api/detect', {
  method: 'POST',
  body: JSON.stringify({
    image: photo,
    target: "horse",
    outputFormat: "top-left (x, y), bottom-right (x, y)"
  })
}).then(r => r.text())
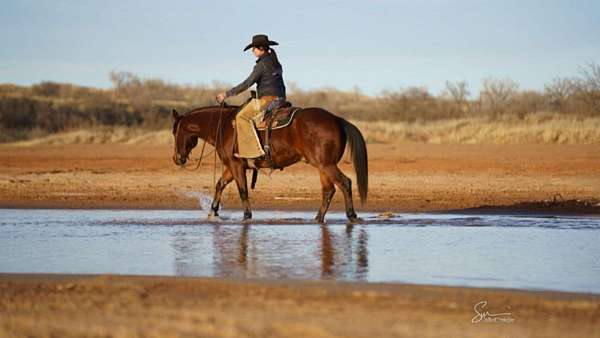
top-left (171, 101), bottom-right (368, 223)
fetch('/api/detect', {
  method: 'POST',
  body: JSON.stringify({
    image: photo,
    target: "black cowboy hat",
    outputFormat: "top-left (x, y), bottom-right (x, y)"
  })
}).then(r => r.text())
top-left (243, 34), bottom-right (279, 51)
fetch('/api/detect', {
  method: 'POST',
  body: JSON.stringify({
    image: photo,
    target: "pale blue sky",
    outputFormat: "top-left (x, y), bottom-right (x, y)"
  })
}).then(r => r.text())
top-left (1, 0), bottom-right (599, 96)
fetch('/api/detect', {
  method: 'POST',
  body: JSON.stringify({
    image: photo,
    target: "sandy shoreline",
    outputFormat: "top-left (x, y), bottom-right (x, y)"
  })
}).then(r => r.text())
top-left (1, 273), bottom-right (598, 338)
top-left (1, 143), bottom-right (599, 214)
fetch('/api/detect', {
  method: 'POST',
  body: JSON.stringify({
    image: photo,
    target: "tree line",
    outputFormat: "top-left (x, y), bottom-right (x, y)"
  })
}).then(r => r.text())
top-left (1, 63), bottom-right (598, 142)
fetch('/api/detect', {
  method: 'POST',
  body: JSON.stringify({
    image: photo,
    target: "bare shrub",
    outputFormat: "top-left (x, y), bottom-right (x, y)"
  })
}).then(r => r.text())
top-left (544, 78), bottom-right (575, 110)
top-left (444, 80), bottom-right (470, 105)
top-left (571, 62), bottom-right (600, 115)
top-left (480, 77), bottom-right (519, 115)
top-left (2, 63), bottom-right (600, 143)
top-left (442, 80), bottom-right (470, 116)
top-left (510, 90), bottom-right (546, 118)
top-left (31, 81), bottom-right (62, 97)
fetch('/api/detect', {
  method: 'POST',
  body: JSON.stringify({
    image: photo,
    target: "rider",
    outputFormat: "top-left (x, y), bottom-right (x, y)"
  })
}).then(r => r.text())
top-left (216, 34), bottom-right (286, 159)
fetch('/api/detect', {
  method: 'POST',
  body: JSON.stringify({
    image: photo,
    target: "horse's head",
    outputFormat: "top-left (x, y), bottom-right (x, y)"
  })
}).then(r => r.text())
top-left (172, 109), bottom-right (198, 166)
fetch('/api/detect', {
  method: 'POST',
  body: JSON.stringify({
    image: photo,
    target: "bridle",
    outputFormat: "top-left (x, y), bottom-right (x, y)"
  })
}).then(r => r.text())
top-left (174, 103), bottom-right (226, 180)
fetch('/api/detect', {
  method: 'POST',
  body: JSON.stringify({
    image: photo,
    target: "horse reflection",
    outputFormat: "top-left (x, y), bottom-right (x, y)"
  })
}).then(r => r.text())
top-left (172, 224), bottom-right (369, 280)
top-left (320, 224), bottom-right (369, 280)
top-left (170, 227), bottom-right (214, 276)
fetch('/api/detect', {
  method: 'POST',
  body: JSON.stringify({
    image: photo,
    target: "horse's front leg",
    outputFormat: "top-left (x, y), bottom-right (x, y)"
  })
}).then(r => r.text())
top-left (231, 162), bottom-right (252, 221)
top-left (209, 167), bottom-right (233, 217)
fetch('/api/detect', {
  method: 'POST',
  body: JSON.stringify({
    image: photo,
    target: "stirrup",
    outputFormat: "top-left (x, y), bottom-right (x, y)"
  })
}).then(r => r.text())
top-left (261, 148), bottom-right (278, 170)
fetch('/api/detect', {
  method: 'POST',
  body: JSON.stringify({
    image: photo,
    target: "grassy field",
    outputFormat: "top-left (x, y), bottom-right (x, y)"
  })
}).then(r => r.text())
top-left (1, 63), bottom-right (599, 144)
top-left (0, 63), bottom-right (600, 144)
top-left (8, 111), bottom-right (600, 147)
top-left (355, 112), bottom-right (600, 144)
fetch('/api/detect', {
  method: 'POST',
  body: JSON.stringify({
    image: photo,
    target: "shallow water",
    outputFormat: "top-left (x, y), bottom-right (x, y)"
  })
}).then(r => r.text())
top-left (1, 209), bottom-right (599, 294)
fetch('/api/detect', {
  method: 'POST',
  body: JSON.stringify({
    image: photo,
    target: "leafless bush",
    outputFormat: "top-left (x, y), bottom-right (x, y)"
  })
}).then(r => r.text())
top-left (571, 62), bottom-right (600, 115)
top-left (444, 80), bottom-right (470, 105)
top-left (441, 80), bottom-right (471, 116)
top-left (1, 63), bottom-right (599, 142)
top-left (510, 90), bottom-right (546, 117)
top-left (31, 81), bottom-right (63, 97)
top-left (544, 77), bottom-right (575, 109)
top-left (480, 77), bottom-right (519, 114)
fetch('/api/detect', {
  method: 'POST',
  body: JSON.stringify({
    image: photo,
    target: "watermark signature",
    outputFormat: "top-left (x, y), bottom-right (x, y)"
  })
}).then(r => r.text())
top-left (472, 301), bottom-right (515, 323)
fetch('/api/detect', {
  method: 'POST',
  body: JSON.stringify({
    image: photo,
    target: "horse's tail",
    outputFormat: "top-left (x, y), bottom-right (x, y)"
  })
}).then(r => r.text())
top-left (338, 118), bottom-right (368, 204)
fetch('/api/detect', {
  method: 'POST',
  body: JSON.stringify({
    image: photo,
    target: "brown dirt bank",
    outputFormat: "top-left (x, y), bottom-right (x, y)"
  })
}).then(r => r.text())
top-left (1, 273), bottom-right (599, 338)
top-left (0, 143), bottom-right (599, 213)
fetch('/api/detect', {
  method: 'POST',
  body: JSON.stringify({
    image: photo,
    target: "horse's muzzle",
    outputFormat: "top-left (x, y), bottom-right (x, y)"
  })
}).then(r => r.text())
top-left (173, 154), bottom-right (187, 166)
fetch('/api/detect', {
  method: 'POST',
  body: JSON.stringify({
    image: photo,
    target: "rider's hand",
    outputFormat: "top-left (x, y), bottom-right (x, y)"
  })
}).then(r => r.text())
top-left (216, 92), bottom-right (226, 104)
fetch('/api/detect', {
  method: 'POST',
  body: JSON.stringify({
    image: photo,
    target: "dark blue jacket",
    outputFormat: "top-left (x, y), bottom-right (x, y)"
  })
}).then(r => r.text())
top-left (225, 52), bottom-right (286, 99)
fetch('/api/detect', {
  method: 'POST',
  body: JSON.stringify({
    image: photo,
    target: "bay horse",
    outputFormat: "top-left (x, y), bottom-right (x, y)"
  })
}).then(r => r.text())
top-left (171, 102), bottom-right (368, 223)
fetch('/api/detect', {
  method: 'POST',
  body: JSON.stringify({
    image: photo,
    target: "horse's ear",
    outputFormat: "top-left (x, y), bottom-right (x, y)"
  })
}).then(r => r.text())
top-left (172, 109), bottom-right (179, 120)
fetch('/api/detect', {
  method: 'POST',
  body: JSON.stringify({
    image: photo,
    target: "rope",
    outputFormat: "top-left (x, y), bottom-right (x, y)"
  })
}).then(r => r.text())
top-left (179, 104), bottom-right (223, 177)
top-left (212, 102), bottom-right (225, 187)
top-left (192, 139), bottom-right (209, 170)
top-left (180, 136), bottom-right (211, 171)
top-left (177, 103), bottom-right (226, 198)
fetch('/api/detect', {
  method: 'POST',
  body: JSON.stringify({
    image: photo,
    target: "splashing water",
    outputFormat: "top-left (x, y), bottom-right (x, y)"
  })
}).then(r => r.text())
top-left (182, 191), bottom-right (222, 220)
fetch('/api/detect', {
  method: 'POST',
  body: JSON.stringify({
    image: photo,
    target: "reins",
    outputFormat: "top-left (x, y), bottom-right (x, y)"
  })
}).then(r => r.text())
top-left (191, 138), bottom-right (210, 170)
top-left (179, 103), bottom-right (225, 174)
top-left (175, 103), bottom-right (226, 199)
top-left (212, 102), bottom-right (225, 187)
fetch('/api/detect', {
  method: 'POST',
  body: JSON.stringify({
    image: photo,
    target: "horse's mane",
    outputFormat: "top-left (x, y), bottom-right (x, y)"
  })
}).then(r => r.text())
top-left (183, 104), bottom-right (240, 117)
top-left (173, 104), bottom-right (240, 135)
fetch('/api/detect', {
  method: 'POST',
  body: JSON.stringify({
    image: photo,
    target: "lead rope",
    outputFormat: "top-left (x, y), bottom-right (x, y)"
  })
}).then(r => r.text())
top-left (182, 104), bottom-right (222, 175)
top-left (181, 140), bottom-right (215, 171)
top-left (182, 130), bottom-right (212, 171)
top-left (192, 138), bottom-right (209, 170)
top-left (212, 102), bottom-right (225, 188)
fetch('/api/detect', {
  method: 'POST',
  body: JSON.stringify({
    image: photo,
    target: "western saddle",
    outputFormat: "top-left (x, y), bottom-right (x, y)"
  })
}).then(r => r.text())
top-left (231, 92), bottom-right (302, 175)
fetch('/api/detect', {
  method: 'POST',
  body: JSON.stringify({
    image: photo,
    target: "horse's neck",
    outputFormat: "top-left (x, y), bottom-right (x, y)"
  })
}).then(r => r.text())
top-left (189, 106), bottom-right (236, 144)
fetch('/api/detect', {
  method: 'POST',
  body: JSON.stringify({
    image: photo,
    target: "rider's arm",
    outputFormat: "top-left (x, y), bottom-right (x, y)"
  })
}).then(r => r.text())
top-left (225, 63), bottom-right (263, 98)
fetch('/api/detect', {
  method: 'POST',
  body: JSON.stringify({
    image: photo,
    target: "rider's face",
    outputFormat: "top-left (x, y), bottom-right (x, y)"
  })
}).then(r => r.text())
top-left (252, 47), bottom-right (265, 58)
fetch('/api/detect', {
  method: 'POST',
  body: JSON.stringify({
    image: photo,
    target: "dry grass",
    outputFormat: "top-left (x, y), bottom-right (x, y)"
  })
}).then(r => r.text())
top-left (10, 127), bottom-right (173, 146)
top-left (8, 111), bottom-right (600, 146)
top-left (2, 63), bottom-right (599, 143)
top-left (355, 112), bottom-right (600, 144)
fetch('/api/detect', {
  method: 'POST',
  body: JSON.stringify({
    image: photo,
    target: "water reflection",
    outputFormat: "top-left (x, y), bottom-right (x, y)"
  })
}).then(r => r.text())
top-left (320, 225), bottom-right (369, 280)
top-left (2, 209), bottom-right (600, 293)
top-left (171, 224), bottom-right (369, 281)
top-left (171, 227), bottom-right (213, 276)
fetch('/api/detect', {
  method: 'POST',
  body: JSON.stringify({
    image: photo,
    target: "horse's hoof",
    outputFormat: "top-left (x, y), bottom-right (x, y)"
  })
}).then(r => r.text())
top-left (347, 217), bottom-right (363, 224)
top-left (207, 212), bottom-right (221, 222)
top-left (242, 217), bottom-right (252, 224)
top-left (315, 216), bottom-right (326, 224)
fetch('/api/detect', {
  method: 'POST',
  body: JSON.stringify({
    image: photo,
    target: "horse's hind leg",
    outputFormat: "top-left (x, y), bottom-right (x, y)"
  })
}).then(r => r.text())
top-left (210, 168), bottom-right (233, 217)
top-left (315, 170), bottom-right (335, 223)
top-left (323, 165), bottom-right (358, 221)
